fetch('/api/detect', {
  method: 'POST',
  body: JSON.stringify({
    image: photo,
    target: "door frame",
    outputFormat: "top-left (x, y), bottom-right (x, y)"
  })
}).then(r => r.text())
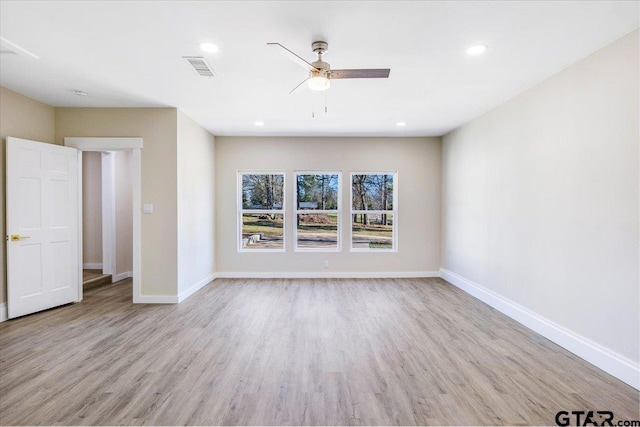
top-left (101, 151), bottom-right (116, 277)
top-left (65, 137), bottom-right (143, 303)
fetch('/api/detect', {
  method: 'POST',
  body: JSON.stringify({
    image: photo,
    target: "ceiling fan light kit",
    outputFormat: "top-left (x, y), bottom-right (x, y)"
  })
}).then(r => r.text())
top-left (308, 71), bottom-right (330, 91)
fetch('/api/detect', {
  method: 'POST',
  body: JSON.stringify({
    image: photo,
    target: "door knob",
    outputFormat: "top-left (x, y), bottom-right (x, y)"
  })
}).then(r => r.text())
top-left (10, 234), bottom-right (30, 241)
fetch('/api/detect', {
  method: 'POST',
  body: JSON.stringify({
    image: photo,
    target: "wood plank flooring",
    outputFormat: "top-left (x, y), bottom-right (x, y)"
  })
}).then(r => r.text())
top-left (0, 278), bottom-right (638, 425)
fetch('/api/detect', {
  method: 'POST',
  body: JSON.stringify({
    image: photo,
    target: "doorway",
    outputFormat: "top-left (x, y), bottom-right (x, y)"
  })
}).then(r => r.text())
top-left (81, 151), bottom-right (133, 290)
top-left (65, 137), bottom-right (143, 302)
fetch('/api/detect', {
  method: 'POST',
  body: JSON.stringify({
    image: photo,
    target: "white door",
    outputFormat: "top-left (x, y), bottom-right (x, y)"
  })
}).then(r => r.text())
top-left (6, 137), bottom-right (79, 319)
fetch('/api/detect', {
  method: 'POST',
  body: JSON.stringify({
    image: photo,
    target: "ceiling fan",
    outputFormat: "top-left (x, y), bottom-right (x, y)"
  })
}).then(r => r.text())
top-left (267, 41), bottom-right (391, 93)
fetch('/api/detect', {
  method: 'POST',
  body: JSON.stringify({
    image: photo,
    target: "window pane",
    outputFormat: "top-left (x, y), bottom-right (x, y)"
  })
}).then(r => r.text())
top-left (351, 174), bottom-right (394, 210)
top-left (296, 174), bottom-right (339, 210)
top-left (242, 174), bottom-right (284, 210)
top-left (241, 214), bottom-right (284, 249)
top-left (352, 213), bottom-right (393, 250)
top-left (296, 214), bottom-right (338, 249)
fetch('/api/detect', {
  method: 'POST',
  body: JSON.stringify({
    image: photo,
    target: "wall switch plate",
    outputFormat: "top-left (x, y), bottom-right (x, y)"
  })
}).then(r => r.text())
top-left (143, 204), bottom-right (153, 214)
top-left (323, 260), bottom-right (329, 269)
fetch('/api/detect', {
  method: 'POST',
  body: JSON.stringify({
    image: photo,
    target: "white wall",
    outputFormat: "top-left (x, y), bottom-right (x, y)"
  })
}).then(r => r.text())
top-left (115, 150), bottom-right (133, 277)
top-left (215, 137), bottom-right (441, 275)
top-left (441, 31), bottom-right (639, 384)
top-left (82, 151), bottom-right (102, 266)
top-left (56, 108), bottom-right (179, 297)
top-left (177, 111), bottom-right (216, 296)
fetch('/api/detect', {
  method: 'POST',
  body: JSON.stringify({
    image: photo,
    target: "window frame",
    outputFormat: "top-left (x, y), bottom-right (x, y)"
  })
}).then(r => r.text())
top-left (294, 171), bottom-right (342, 252)
top-left (349, 171), bottom-right (398, 253)
top-left (237, 170), bottom-right (286, 253)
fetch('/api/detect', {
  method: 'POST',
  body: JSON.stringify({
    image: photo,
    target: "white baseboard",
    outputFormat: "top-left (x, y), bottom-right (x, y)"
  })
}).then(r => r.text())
top-left (83, 263), bottom-right (103, 270)
top-left (440, 268), bottom-right (640, 390)
top-left (112, 271), bottom-right (133, 283)
top-left (215, 271), bottom-right (440, 279)
top-left (133, 274), bottom-right (216, 305)
top-left (133, 295), bottom-right (179, 304)
top-left (0, 302), bottom-right (7, 323)
top-left (178, 273), bottom-right (216, 303)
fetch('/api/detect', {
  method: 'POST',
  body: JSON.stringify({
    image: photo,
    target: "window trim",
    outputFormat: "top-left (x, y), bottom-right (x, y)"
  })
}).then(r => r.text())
top-left (294, 171), bottom-right (342, 253)
top-left (237, 170), bottom-right (286, 253)
top-left (349, 171), bottom-right (398, 252)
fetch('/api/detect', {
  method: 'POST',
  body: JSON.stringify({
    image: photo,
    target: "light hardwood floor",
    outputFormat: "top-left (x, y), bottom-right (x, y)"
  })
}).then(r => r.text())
top-left (0, 278), bottom-right (638, 425)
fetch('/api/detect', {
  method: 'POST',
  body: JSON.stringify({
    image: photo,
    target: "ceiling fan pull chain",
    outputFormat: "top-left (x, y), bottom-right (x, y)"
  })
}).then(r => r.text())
top-left (325, 90), bottom-right (328, 114)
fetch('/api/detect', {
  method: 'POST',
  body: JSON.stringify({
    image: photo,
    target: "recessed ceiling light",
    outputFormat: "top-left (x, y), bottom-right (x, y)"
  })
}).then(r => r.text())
top-left (254, 121), bottom-right (265, 126)
top-left (466, 44), bottom-right (488, 55)
top-left (74, 90), bottom-right (88, 96)
top-left (199, 42), bottom-right (219, 53)
top-left (396, 122), bottom-right (406, 127)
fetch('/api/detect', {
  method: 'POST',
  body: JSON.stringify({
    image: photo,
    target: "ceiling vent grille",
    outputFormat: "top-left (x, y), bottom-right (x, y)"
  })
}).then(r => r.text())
top-left (183, 56), bottom-right (215, 77)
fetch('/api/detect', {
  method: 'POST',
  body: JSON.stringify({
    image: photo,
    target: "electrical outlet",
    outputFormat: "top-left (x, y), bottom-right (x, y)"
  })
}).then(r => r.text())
top-left (143, 204), bottom-right (153, 214)
top-left (323, 260), bottom-right (329, 269)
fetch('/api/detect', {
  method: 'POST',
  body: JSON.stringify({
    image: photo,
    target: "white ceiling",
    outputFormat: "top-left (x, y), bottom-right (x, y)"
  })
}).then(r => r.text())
top-left (1, 1), bottom-right (638, 137)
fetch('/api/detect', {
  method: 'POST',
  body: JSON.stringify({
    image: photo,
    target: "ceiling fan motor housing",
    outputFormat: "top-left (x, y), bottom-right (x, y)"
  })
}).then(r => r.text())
top-left (312, 41), bottom-right (328, 55)
top-left (311, 60), bottom-right (330, 72)
top-left (311, 41), bottom-right (330, 76)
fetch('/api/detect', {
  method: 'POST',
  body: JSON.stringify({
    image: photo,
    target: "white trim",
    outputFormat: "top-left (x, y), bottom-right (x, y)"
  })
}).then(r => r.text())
top-left (65, 137), bottom-right (143, 150)
top-left (216, 271), bottom-right (439, 279)
top-left (0, 303), bottom-right (7, 323)
top-left (112, 271), bottom-right (133, 283)
top-left (131, 149), bottom-right (142, 303)
top-left (76, 151), bottom-right (84, 302)
top-left (134, 295), bottom-right (179, 304)
top-left (101, 152), bottom-right (116, 276)
top-left (133, 273), bottom-right (216, 304)
top-left (65, 138), bottom-right (143, 305)
top-left (178, 274), bottom-right (216, 302)
top-left (83, 263), bottom-right (103, 270)
top-left (440, 268), bottom-right (640, 390)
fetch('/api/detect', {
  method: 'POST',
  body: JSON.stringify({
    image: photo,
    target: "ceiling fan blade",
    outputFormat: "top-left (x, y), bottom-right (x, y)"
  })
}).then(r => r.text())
top-left (330, 69), bottom-right (391, 79)
top-left (267, 42), bottom-right (318, 71)
top-left (289, 77), bottom-right (309, 94)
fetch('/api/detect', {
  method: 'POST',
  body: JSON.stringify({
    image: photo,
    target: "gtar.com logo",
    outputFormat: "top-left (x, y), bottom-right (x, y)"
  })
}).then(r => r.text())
top-left (555, 411), bottom-right (614, 426)
top-left (555, 411), bottom-right (640, 426)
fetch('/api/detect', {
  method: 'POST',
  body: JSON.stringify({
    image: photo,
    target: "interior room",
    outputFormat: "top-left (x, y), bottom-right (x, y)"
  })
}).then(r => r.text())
top-left (0, 1), bottom-right (638, 426)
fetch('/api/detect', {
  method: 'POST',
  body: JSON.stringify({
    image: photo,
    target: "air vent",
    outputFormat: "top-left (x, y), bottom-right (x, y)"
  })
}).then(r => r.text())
top-left (183, 56), bottom-right (215, 77)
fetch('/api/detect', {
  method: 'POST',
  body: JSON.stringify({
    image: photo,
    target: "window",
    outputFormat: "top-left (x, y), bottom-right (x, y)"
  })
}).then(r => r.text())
top-left (238, 172), bottom-right (285, 251)
top-left (350, 172), bottom-right (397, 251)
top-left (295, 173), bottom-right (341, 251)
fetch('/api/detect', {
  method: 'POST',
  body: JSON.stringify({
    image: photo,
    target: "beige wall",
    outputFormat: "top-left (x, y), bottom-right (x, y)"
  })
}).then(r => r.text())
top-left (215, 137), bottom-right (441, 274)
top-left (115, 150), bottom-right (133, 276)
top-left (442, 31), bottom-right (639, 363)
top-left (55, 108), bottom-right (178, 296)
top-left (82, 151), bottom-right (102, 265)
top-left (177, 111), bottom-right (216, 294)
top-left (0, 87), bottom-right (56, 303)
